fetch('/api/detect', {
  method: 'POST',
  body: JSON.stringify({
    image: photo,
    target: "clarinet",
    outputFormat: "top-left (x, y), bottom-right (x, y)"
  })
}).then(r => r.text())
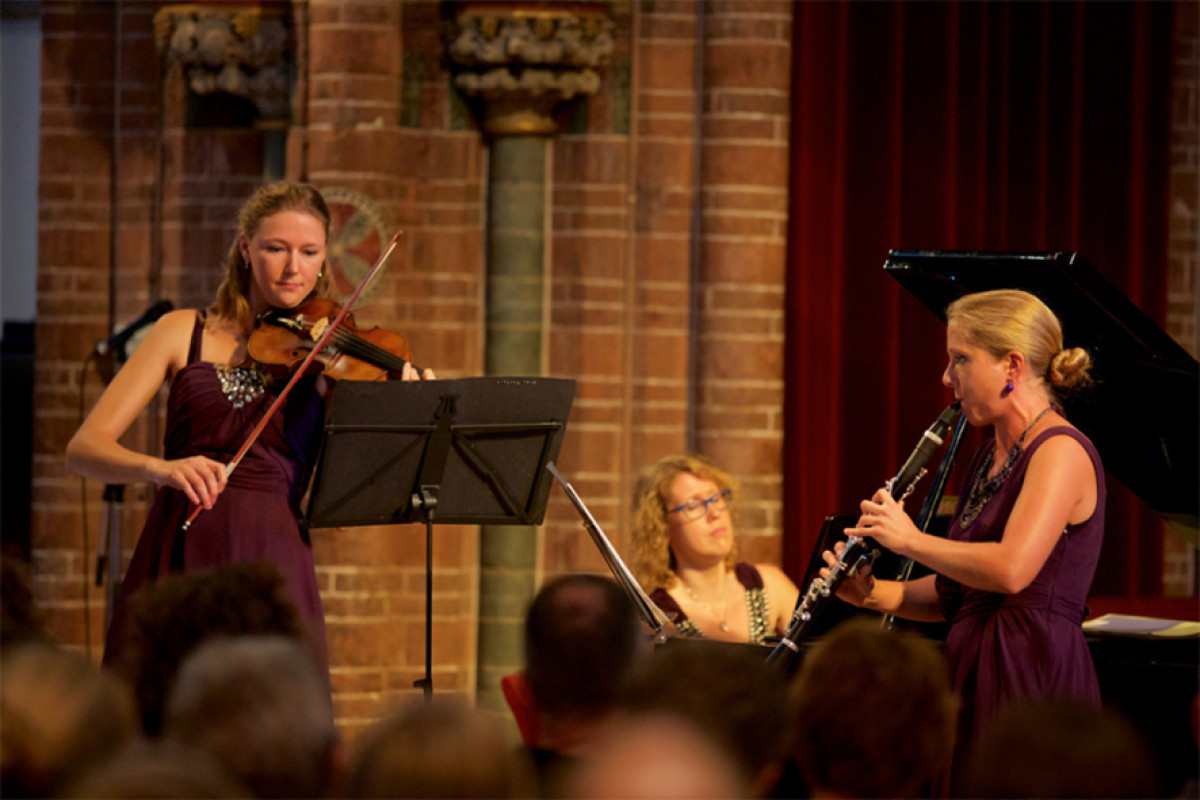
top-left (765, 402), bottom-right (961, 669)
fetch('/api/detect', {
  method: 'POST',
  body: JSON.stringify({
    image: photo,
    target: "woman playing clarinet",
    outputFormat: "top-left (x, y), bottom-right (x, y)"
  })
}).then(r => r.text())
top-left (826, 289), bottom-right (1104, 786)
top-left (66, 182), bottom-right (433, 670)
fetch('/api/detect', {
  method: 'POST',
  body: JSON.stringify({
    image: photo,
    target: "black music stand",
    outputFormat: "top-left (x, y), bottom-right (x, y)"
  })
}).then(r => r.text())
top-left (304, 377), bottom-right (576, 696)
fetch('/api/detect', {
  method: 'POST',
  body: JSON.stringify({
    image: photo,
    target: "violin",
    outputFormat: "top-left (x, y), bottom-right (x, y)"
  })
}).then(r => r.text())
top-left (246, 297), bottom-right (418, 382)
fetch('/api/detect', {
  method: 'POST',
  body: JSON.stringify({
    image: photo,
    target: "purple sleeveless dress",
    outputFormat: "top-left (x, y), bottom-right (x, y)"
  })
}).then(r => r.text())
top-left (103, 312), bottom-right (328, 665)
top-left (936, 426), bottom-right (1105, 752)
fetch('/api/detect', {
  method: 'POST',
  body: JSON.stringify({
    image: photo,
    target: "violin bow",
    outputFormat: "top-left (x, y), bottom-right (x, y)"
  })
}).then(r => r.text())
top-left (180, 231), bottom-right (405, 534)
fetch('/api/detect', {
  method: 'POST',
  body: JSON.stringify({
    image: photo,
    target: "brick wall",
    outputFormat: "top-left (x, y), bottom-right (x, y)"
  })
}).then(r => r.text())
top-left (543, 0), bottom-right (793, 578)
top-left (30, 0), bottom-right (795, 738)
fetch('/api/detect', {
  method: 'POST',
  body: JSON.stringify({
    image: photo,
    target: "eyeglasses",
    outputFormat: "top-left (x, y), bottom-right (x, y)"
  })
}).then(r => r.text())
top-left (667, 488), bottom-right (732, 522)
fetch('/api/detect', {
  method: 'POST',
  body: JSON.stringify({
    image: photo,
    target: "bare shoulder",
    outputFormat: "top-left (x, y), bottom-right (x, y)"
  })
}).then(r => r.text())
top-left (153, 307), bottom-right (202, 334)
top-left (129, 308), bottom-right (202, 374)
top-left (1030, 427), bottom-right (1092, 469)
top-left (1024, 426), bottom-right (1098, 500)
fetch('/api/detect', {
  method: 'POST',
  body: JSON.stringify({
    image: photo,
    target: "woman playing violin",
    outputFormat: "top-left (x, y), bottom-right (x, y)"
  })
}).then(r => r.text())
top-left (66, 181), bottom-right (434, 670)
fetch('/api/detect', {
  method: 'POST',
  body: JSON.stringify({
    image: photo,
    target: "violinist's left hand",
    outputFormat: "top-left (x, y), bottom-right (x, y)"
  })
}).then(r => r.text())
top-left (401, 362), bottom-right (436, 381)
top-left (844, 488), bottom-right (920, 556)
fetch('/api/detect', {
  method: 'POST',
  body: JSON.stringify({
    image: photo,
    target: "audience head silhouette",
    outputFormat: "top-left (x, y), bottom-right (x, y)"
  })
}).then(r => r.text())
top-left (620, 638), bottom-right (791, 795)
top-left (0, 640), bottom-right (137, 798)
top-left (61, 739), bottom-right (251, 799)
top-left (162, 635), bottom-right (339, 799)
top-left (111, 562), bottom-right (307, 736)
top-left (568, 712), bottom-right (749, 799)
top-left (525, 573), bottom-right (645, 723)
top-left (346, 696), bottom-right (534, 799)
top-left (789, 619), bottom-right (956, 798)
top-left (962, 699), bottom-right (1162, 798)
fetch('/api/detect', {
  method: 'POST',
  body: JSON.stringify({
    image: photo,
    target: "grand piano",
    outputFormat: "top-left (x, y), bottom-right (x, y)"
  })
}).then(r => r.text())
top-left (882, 249), bottom-right (1199, 796)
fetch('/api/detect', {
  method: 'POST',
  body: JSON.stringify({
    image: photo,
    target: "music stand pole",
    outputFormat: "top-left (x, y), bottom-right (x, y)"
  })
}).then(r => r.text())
top-left (411, 487), bottom-right (437, 699)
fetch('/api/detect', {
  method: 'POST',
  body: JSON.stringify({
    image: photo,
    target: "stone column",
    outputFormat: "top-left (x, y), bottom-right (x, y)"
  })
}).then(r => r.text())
top-left (444, 0), bottom-right (614, 714)
top-left (154, 4), bottom-right (292, 174)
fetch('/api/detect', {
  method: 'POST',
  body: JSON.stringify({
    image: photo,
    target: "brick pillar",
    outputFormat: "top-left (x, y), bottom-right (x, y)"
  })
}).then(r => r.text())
top-left (540, 1), bottom-right (796, 584)
top-left (444, 0), bottom-right (616, 714)
top-left (693, 1), bottom-right (793, 566)
top-left (302, 0), bottom-right (480, 733)
top-left (476, 135), bottom-right (547, 713)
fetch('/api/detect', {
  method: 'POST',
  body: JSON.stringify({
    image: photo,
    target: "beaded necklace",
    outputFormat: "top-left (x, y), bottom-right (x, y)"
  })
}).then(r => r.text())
top-left (680, 569), bottom-right (732, 632)
top-left (958, 406), bottom-right (1055, 529)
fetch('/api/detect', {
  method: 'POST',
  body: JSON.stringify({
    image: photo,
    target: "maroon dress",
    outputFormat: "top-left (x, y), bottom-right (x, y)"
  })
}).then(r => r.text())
top-left (104, 312), bottom-right (328, 665)
top-left (936, 426), bottom-right (1105, 752)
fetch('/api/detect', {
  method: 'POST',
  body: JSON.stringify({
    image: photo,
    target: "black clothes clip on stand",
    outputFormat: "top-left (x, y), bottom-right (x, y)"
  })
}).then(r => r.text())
top-left (303, 376), bottom-right (575, 697)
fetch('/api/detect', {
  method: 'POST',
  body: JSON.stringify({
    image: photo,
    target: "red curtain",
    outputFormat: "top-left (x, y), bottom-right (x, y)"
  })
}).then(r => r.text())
top-left (783, 1), bottom-right (1174, 598)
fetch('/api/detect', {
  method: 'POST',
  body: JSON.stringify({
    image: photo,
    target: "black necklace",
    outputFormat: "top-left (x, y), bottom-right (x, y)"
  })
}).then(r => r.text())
top-left (958, 406), bottom-right (1055, 529)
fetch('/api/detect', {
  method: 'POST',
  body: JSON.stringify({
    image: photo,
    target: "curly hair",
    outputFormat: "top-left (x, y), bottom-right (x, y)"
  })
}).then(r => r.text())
top-left (630, 454), bottom-right (739, 591)
top-left (946, 289), bottom-right (1093, 403)
top-left (210, 181), bottom-right (333, 334)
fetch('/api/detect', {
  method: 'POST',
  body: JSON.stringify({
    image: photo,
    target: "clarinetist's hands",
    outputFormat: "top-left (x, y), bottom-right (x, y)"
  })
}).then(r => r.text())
top-left (844, 488), bottom-right (919, 556)
top-left (821, 542), bottom-right (877, 607)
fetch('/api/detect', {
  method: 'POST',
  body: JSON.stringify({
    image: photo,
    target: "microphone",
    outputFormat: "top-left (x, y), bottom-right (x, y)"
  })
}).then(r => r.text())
top-left (94, 299), bottom-right (173, 361)
top-left (888, 402), bottom-right (962, 500)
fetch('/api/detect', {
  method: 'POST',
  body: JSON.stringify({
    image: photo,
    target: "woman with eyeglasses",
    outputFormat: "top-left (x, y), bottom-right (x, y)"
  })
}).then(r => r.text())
top-left (630, 454), bottom-right (800, 644)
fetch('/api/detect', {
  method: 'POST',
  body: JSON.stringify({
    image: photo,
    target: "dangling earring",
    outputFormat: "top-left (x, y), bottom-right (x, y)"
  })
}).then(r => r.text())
top-left (1004, 378), bottom-right (1014, 393)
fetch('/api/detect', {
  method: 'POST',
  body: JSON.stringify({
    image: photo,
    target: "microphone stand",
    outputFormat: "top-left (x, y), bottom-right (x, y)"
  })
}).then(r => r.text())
top-left (96, 484), bottom-right (124, 631)
top-left (89, 300), bottom-right (173, 632)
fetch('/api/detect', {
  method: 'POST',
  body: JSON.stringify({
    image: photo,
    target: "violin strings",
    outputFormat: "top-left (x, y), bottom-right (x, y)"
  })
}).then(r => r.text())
top-left (327, 328), bottom-right (410, 373)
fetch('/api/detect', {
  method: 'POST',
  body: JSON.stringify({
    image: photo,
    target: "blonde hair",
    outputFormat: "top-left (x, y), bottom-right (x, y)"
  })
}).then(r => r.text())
top-left (946, 289), bottom-right (1092, 402)
top-left (210, 181), bottom-right (333, 334)
top-left (630, 454), bottom-right (739, 590)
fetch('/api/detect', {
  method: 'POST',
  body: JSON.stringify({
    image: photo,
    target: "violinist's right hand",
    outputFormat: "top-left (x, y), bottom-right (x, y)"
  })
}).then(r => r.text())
top-left (147, 455), bottom-right (229, 510)
top-left (820, 541), bottom-right (877, 608)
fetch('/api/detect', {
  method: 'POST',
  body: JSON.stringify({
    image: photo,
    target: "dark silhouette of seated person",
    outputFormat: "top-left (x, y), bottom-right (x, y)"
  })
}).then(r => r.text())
top-left (61, 739), bottom-right (251, 799)
top-left (0, 640), bottom-right (138, 798)
top-left (345, 696), bottom-right (535, 799)
top-left (1, 554), bottom-right (46, 652)
top-left (960, 699), bottom-right (1162, 799)
top-left (567, 712), bottom-right (750, 800)
top-left (107, 561), bottom-right (310, 736)
top-left (161, 634), bottom-right (341, 799)
top-left (618, 637), bottom-right (791, 797)
top-left (506, 573), bottom-right (647, 793)
top-left (789, 619), bottom-right (957, 799)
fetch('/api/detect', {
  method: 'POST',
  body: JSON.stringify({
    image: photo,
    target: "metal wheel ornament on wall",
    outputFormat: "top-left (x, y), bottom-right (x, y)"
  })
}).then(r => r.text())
top-left (321, 187), bottom-right (390, 309)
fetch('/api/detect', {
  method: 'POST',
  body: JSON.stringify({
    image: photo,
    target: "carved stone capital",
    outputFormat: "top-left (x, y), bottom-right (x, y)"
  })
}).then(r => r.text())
top-left (154, 4), bottom-right (292, 122)
top-left (444, 1), bottom-right (615, 136)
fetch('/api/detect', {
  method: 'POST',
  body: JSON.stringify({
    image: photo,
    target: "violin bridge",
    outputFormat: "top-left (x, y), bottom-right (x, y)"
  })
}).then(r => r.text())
top-left (309, 317), bottom-right (329, 341)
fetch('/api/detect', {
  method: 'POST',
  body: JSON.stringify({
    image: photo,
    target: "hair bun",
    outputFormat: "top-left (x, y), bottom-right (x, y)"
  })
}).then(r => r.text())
top-left (1047, 347), bottom-right (1092, 390)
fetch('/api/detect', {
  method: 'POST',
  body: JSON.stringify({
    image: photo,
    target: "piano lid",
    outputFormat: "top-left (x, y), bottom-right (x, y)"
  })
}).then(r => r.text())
top-left (884, 250), bottom-right (1199, 540)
